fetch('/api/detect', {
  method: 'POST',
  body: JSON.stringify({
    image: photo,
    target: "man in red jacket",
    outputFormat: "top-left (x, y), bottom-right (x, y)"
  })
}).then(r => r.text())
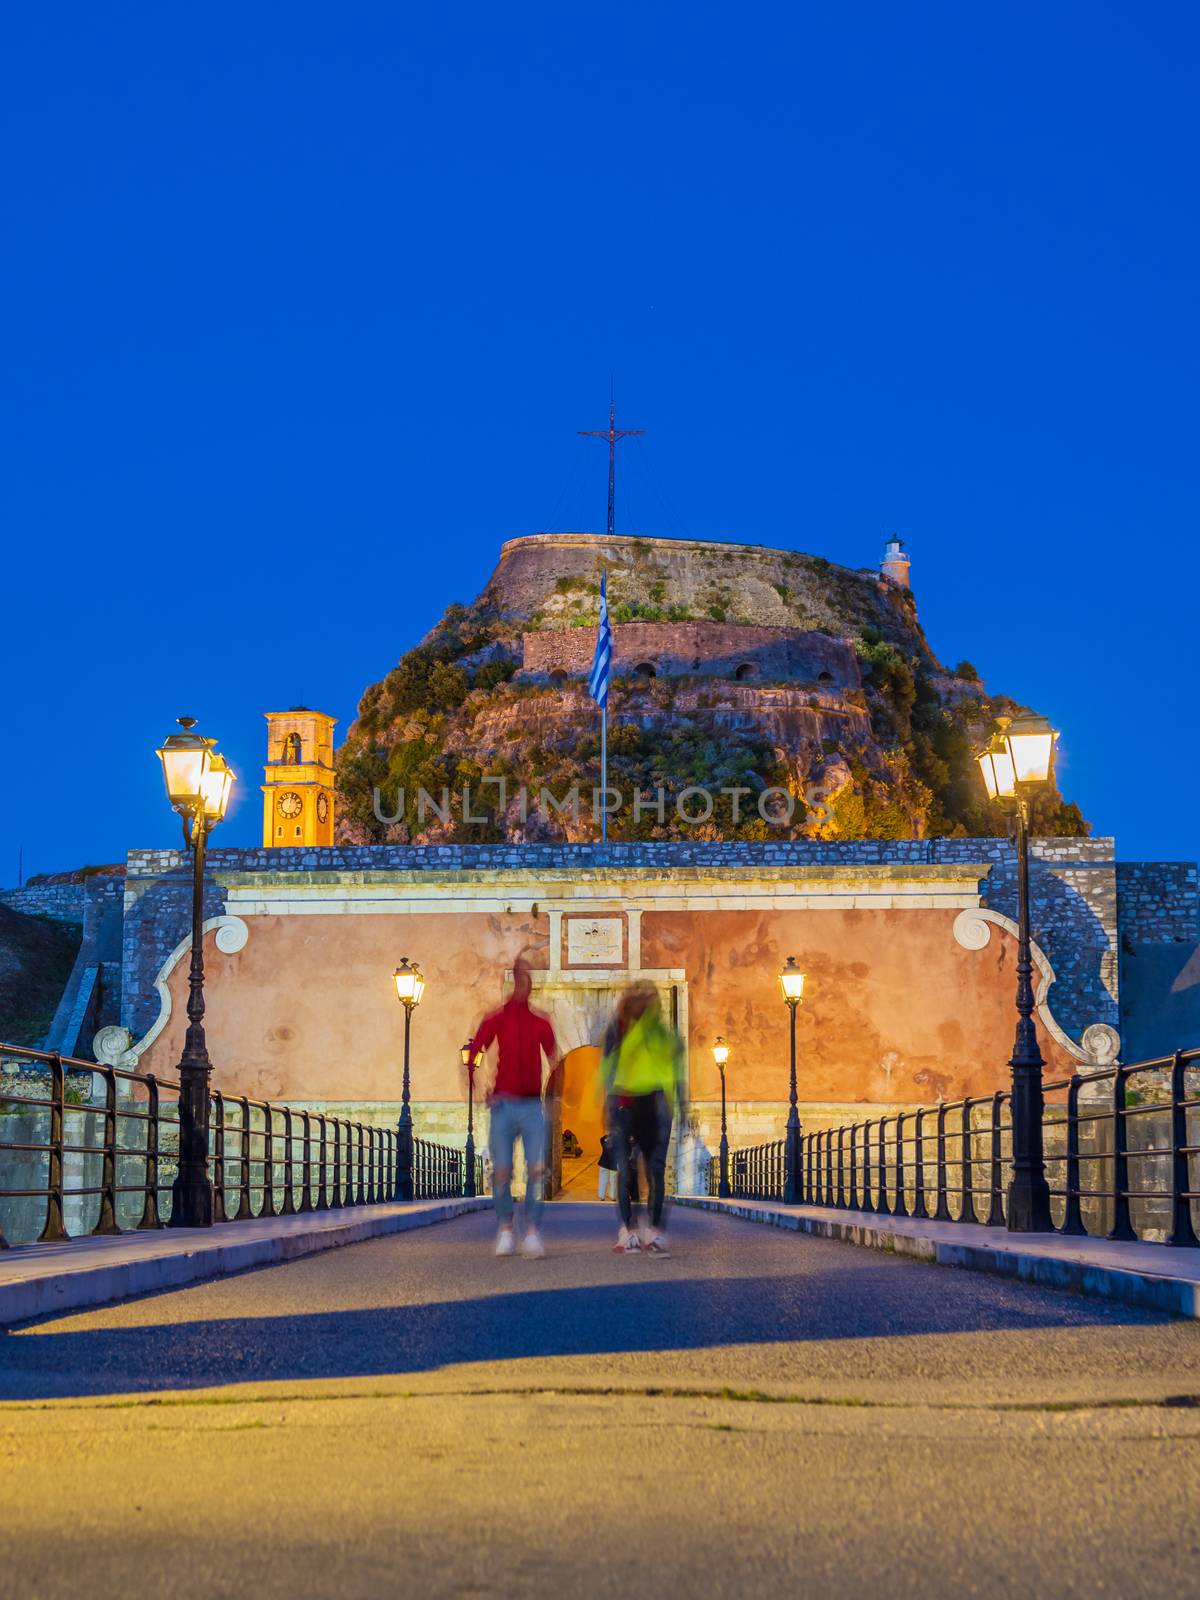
top-left (467, 959), bottom-right (558, 1258)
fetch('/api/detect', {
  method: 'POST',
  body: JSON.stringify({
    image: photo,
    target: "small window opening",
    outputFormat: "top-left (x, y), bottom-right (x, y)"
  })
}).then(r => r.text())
top-left (633, 661), bottom-right (657, 678)
top-left (734, 662), bottom-right (757, 680)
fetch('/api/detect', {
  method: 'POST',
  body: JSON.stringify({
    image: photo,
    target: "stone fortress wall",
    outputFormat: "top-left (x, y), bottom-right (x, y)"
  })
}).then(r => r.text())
top-left (520, 621), bottom-right (862, 689)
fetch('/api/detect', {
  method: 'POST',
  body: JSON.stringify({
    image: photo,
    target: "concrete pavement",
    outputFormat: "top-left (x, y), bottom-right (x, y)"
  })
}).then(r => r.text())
top-left (3, 1203), bottom-right (1200, 1598)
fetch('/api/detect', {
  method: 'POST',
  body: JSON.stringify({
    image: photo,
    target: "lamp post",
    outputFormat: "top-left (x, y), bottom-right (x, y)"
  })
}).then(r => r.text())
top-left (977, 712), bottom-right (1057, 1232)
top-left (459, 1040), bottom-right (482, 1198)
top-left (392, 958), bottom-right (425, 1201)
top-left (712, 1036), bottom-right (731, 1198)
top-left (779, 956), bottom-right (806, 1205)
top-left (156, 717), bottom-right (236, 1228)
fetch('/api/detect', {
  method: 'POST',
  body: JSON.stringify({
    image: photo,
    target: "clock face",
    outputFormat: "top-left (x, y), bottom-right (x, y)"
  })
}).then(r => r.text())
top-left (316, 791), bottom-right (329, 823)
top-left (277, 791), bottom-right (304, 820)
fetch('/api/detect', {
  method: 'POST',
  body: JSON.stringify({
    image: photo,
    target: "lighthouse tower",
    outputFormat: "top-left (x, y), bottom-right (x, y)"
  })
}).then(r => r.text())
top-left (880, 535), bottom-right (911, 588)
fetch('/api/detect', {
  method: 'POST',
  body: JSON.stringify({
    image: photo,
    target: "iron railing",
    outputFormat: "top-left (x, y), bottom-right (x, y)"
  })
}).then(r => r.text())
top-left (707, 1139), bottom-right (786, 1201)
top-left (0, 1042), bottom-right (481, 1247)
top-left (413, 1135), bottom-right (485, 1200)
top-left (750, 1046), bottom-right (1200, 1245)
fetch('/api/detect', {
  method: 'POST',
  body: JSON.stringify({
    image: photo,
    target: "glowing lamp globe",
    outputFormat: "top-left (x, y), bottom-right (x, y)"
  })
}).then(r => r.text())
top-left (199, 751), bottom-right (235, 825)
top-left (977, 729), bottom-right (1017, 801)
top-left (1005, 712), bottom-right (1057, 786)
top-left (157, 718), bottom-right (215, 813)
top-left (393, 958), bottom-right (425, 1008)
top-left (779, 956), bottom-right (806, 1005)
top-left (712, 1036), bottom-right (730, 1068)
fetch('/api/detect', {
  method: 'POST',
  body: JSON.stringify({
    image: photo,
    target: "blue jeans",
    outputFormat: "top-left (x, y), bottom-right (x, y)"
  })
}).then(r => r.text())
top-left (489, 1096), bottom-right (546, 1230)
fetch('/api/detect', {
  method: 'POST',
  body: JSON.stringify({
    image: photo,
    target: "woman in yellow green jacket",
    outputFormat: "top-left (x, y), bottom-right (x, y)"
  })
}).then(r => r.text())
top-left (600, 984), bottom-right (685, 1255)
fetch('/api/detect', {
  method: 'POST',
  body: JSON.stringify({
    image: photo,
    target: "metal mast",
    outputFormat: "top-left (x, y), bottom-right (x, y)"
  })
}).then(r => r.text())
top-left (578, 383), bottom-right (644, 539)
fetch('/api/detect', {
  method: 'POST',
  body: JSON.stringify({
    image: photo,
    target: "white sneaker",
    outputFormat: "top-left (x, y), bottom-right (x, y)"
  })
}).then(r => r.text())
top-left (522, 1228), bottom-right (546, 1259)
top-left (495, 1227), bottom-right (516, 1257)
top-left (614, 1226), bottom-right (641, 1253)
top-left (643, 1232), bottom-right (671, 1257)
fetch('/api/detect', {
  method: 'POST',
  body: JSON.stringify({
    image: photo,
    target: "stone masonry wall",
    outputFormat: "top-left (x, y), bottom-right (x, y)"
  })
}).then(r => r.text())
top-left (520, 622), bottom-right (862, 689)
top-left (1116, 862), bottom-right (1200, 945)
top-left (0, 884), bottom-right (87, 923)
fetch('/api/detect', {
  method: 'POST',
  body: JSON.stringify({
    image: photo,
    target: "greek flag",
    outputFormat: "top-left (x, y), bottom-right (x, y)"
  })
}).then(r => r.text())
top-left (588, 569), bottom-right (613, 708)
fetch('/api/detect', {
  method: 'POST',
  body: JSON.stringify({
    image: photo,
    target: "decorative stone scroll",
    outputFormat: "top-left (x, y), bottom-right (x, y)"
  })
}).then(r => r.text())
top-left (952, 909), bottom-right (1121, 1066)
top-left (128, 915), bottom-right (251, 1062)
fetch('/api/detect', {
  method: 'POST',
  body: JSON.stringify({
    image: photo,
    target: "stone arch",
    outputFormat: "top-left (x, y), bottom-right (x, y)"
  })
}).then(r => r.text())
top-left (734, 662), bottom-right (757, 681)
top-left (633, 661), bottom-right (657, 678)
top-left (817, 670), bottom-right (833, 684)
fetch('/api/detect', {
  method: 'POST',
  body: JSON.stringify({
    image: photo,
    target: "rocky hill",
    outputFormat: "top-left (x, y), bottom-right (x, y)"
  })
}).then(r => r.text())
top-left (335, 532), bottom-right (1087, 843)
top-left (0, 903), bottom-right (82, 1047)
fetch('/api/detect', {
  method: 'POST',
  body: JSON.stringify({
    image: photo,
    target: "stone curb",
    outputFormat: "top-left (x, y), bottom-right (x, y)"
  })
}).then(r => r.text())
top-left (0, 1197), bottom-right (492, 1327)
top-left (676, 1196), bottom-right (1200, 1320)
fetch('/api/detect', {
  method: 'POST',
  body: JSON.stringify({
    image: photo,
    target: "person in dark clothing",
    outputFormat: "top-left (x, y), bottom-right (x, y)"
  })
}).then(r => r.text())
top-left (598, 1133), bottom-right (618, 1200)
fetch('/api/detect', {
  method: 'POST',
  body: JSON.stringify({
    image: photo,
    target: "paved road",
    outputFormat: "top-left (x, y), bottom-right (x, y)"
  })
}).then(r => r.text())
top-left (3, 1204), bottom-right (1200, 1598)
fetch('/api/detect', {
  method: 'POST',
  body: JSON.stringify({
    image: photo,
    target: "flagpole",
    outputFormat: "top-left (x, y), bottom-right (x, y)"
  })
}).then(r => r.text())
top-left (601, 703), bottom-right (608, 843)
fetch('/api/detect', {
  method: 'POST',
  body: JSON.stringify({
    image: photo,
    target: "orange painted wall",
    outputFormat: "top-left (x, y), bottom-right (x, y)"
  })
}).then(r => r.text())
top-left (138, 904), bottom-right (1075, 1108)
top-left (139, 912), bottom-right (548, 1104)
top-left (642, 907), bottom-right (1076, 1105)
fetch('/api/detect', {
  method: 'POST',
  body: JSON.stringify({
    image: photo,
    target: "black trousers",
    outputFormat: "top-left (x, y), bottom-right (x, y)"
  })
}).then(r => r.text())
top-left (611, 1092), bottom-right (672, 1231)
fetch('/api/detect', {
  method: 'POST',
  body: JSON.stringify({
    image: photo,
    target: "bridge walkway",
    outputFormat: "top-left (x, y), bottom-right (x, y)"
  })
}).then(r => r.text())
top-left (2, 1204), bottom-right (1199, 1597)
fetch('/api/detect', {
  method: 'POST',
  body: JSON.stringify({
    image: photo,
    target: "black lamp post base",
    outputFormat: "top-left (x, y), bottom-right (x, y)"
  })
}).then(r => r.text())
top-left (170, 1175), bottom-right (214, 1228)
top-left (1006, 1178), bottom-right (1053, 1233)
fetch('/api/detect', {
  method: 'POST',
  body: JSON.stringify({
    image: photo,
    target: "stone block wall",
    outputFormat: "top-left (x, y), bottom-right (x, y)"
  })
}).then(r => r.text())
top-left (520, 621), bottom-right (861, 689)
top-left (1116, 862), bottom-right (1200, 945)
top-left (0, 884), bottom-right (87, 923)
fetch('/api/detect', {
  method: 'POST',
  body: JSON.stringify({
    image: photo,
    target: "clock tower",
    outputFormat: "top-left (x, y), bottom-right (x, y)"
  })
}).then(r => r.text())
top-left (262, 708), bottom-right (337, 848)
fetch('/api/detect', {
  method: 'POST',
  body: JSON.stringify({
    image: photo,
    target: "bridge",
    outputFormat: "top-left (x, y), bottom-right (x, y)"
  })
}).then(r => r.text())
top-left (1, 1040), bottom-right (1200, 1597)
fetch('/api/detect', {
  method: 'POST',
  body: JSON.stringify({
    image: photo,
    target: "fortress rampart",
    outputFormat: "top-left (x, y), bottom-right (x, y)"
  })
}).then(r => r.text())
top-left (519, 622), bottom-right (861, 689)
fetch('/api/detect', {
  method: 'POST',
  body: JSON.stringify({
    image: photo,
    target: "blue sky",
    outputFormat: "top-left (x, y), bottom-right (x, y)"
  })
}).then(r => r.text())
top-left (3, 2), bottom-right (1197, 876)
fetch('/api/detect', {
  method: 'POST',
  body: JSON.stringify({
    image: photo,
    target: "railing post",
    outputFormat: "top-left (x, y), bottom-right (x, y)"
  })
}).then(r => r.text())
top-left (355, 1123), bottom-right (366, 1206)
top-left (318, 1115), bottom-right (329, 1210)
top-left (835, 1126), bottom-right (845, 1208)
top-left (281, 1107), bottom-right (297, 1216)
top-left (259, 1106), bottom-right (277, 1218)
top-left (330, 1117), bottom-right (343, 1209)
top-left (933, 1103), bottom-right (952, 1222)
top-left (959, 1101), bottom-right (978, 1226)
top-left (37, 1054), bottom-right (69, 1242)
top-left (211, 1090), bottom-right (228, 1223)
top-left (138, 1075), bottom-right (162, 1229)
top-left (848, 1123), bottom-right (859, 1210)
top-left (985, 1092), bottom-right (1004, 1226)
top-left (1059, 1075), bottom-right (1086, 1236)
top-left (235, 1097), bottom-right (254, 1220)
top-left (860, 1119), bottom-right (874, 1213)
top-left (1167, 1051), bottom-right (1199, 1247)
top-left (911, 1109), bottom-right (928, 1220)
top-left (893, 1114), bottom-right (909, 1218)
top-left (298, 1110), bottom-right (313, 1212)
top-left (1108, 1063), bottom-right (1137, 1242)
top-left (93, 1067), bottom-right (121, 1236)
top-left (878, 1117), bottom-right (889, 1215)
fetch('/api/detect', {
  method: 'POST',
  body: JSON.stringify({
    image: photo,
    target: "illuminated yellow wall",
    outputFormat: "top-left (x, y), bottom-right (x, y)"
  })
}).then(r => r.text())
top-left (261, 708), bottom-right (337, 848)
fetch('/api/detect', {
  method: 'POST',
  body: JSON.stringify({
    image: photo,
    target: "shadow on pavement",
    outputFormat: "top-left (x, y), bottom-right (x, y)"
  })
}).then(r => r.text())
top-left (0, 1263), bottom-right (1149, 1400)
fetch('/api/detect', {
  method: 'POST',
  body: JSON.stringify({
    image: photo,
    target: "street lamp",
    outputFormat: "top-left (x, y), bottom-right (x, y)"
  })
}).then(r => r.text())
top-left (977, 712), bottom-right (1058, 1232)
top-left (460, 1040), bottom-right (482, 1198)
top-left (155, 717), bottom-right (236, 1228)
top-left (392, 957), bottom-right (425, 1200)
top-left (712, 1036), bottom-right (731, 1198)
top-left (779, 957), bottom-right (806, 1205)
